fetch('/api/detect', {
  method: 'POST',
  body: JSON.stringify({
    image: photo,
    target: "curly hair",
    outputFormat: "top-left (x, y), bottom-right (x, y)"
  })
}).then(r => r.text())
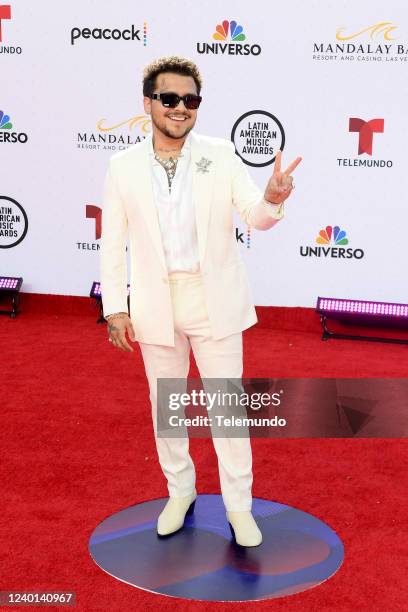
top-left (143, 56), bottom-right (202, 97)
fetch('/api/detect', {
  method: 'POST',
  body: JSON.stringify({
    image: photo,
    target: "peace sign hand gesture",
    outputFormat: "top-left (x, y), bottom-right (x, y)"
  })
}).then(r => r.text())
top-left (264, 150), bottom-right (302, 205)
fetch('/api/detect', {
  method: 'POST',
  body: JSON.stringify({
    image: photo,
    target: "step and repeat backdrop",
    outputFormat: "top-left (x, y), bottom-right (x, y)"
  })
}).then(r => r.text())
top-left (1, 0), bottom-right (407, 307)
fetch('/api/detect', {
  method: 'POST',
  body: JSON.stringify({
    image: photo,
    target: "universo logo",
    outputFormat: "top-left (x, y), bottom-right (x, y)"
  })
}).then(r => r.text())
top-left (300, 226), bottom-right (365, 259)
top-left (0, 110), bottom-right (28, 143)
top-left (197, 20), bottom-right (261, 55)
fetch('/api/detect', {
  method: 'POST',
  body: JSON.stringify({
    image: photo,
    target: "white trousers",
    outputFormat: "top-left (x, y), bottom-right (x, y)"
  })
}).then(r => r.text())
top-left (138, 270), bottom-right (253, 512)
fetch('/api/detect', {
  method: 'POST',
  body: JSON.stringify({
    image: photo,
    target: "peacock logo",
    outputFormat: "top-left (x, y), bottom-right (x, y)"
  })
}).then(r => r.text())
top-left (316, 226), bottom-right (348, 246)
top-left (213, 20), bottom-right (245, 42)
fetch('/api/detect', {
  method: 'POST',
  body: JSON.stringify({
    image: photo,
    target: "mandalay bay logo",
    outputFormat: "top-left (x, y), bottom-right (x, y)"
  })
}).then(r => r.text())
top-left (312, 21), bottom-right (408, 63)
top-left (76, 113), bottom-right (151, 151)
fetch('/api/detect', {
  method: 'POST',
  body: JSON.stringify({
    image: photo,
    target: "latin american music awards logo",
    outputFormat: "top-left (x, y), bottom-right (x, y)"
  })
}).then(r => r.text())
top-left (300, 226), bottom-right (365, 259)
top-left (0, 195), bottom-right (28, 248)
top-left (231, 110), bottom-right (285, 167)
top-left (197, 19), bottom-right (261, 55)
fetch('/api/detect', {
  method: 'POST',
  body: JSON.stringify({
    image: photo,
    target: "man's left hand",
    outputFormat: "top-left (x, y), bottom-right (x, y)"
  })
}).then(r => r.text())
top-left (264, 150), bottom-right (302, 205)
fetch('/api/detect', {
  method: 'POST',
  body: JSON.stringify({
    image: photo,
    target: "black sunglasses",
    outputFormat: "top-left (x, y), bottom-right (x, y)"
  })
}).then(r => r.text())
top-left (150, 92), bottom-right (202, 110)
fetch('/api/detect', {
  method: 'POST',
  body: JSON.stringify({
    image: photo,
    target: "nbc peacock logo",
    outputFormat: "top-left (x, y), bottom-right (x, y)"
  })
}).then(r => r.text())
top-left (213, 20), bottom-right (245, 42)
top-left (0, 110), bottom-right (28, 143)
top-left (0, 109), bottom-right (12, 129)
top-left (300, 225), bottom-right (364, 259)
top-left (316, 225), bottom-right (348, 245)
top-left (197, 19), bottom-right (261, 56)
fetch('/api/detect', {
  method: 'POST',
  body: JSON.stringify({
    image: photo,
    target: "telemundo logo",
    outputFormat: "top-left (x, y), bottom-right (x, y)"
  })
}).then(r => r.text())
top-left (0, 4), bottom-right (23, 54)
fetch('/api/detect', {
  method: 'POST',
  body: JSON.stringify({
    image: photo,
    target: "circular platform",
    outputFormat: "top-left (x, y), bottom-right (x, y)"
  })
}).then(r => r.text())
top-left (89, 494), bottom-right (344, 602)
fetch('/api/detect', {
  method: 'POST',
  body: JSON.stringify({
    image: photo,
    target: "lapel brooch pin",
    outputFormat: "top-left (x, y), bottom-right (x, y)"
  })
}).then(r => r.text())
top-left (196, 157), bottom-right (212, 174)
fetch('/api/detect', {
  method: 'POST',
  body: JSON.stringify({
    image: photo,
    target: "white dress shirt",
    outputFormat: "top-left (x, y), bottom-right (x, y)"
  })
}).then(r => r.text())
top-left (149, 133), bottom-right (200, 274)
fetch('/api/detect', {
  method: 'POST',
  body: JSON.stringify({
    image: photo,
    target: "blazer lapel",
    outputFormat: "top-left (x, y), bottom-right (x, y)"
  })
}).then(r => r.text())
top-left (132, 134), bottom-right (167, 272)
top-left (190, 132), bottom-right (216, 267)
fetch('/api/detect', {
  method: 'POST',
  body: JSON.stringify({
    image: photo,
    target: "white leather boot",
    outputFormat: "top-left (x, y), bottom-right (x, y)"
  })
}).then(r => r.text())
top-left (226, 511), bottom-right (263, 547)
top-left (157, 489), bottom-right (198, 536)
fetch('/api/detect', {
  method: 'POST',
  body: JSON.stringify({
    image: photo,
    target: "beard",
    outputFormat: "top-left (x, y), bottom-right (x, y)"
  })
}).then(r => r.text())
top-left (151, 114), bottom-right (195, 140)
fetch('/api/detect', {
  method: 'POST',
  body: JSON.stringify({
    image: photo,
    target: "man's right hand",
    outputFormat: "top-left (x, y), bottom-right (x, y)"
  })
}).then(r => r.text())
top-left (107, 314), bottom-right (136, 352)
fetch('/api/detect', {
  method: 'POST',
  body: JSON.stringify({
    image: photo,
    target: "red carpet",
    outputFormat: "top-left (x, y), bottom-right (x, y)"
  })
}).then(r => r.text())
top-left (2, 293), bottom-right (407, 611)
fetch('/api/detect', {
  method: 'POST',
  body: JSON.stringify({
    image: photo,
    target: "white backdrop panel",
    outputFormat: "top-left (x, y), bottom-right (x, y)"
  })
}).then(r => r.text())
top-left (1, 0), bottom-right (407, 306)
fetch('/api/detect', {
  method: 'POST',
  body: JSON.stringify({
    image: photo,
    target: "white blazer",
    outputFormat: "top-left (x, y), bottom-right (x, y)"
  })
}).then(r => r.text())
top-left (100, 131), bottom-right (283, 347)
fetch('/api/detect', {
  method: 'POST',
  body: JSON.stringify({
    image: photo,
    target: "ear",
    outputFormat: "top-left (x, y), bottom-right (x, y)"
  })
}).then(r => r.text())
top-left (143, 96), bottom-right (152, 115)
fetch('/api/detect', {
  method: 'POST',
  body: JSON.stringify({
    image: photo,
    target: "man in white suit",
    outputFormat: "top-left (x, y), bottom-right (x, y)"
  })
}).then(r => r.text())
top-left (100, 56), bottom-right (301, 547)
